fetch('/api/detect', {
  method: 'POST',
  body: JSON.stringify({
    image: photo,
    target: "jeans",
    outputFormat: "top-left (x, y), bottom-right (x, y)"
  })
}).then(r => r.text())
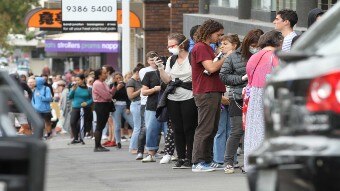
top-left (225, 116), bottom-right (244, 165)
top-left (145, 110), bottom-right (167, 151)
top-left (129, 101), bottom-right (141, 150)
top-left (112, 104), bottom-right (134, 143)
top-left (213, 105), bottom-right (237, 164)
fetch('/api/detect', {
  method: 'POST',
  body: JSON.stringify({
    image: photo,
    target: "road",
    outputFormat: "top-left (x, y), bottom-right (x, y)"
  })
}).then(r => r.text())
top-left (45, 135), bottom-right (249, 191)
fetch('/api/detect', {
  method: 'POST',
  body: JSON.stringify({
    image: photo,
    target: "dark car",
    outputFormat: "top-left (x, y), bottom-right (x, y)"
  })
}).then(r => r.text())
top-left (247, 2), bottom-right (340, 191)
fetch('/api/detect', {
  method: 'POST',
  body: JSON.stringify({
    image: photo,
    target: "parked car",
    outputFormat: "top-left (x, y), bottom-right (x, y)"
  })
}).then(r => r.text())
top-left (247, 2), bottom-right (340, 191)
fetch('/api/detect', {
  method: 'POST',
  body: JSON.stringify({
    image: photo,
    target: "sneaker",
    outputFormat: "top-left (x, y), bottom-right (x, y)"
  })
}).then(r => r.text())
top-left (94, 146), bottom-right (110, 152)
top-left (180, 160), bottom-right (192, 169)
top-left (142, 155), bottom-right (156, 163)
top-left (136, 153), bottom-right (143, 160)
top-left (171, 155), bottom-right (178, 161)
top-left (234, 162), bottom-right (240, 169)
top-left (105, 141), bottom-right (117, 147)
top-left (102, 140), bottom-right (111, 146)
top-left (101, 135), bottom-right (108, 140)
top-left (80, 140), bottom-right (85, 145)
top-left (69, 140), bottom-right (81, 144)
top-left (160, 154), bottom-right (172, 164)
top-left (192, 162), bottom-right (215, 172)
top-left (154, 153), bottom-right (163, 159)
top-left (224, 164), bottom-right (235, 174)
top-left (117, 142), bottom-right (122, 149)
top-left (209, 162), bottom-right (225, 171)
top-left (172, 159), bottom-right (185, 169)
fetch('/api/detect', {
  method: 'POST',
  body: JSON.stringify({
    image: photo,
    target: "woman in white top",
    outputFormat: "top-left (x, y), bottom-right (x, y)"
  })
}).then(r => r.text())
top-left (156, 33), bottom-right (198, 169)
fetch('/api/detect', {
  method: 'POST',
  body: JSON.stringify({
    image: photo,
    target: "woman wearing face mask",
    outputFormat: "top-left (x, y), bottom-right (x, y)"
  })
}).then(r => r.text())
top-left (219, 29), bottom-right (264, 174)
top-left (156, 33), bottom-right (198, 168)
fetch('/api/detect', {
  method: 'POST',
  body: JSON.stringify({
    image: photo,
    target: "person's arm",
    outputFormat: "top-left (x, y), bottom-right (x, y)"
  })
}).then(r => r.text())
top-left (127, 87), bottom-right (141, 100)
top-left (93, 82), bottom-right (113, 100)
top-left (141, 85), bottom-right (160, 96)
top-left (156, 58), bottom-right (171, 84)
top-left (219, 56), bottom-right (247, 86)
top-left (202, 55), bottom-right (227, 74)
top-left (68, 89), bottom-right (75, 99)
top-left (41, 87), bottom-right (53, 102)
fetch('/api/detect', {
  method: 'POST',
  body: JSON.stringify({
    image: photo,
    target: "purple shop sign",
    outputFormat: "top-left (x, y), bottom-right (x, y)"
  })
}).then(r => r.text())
top-left (45, 40), bottom-right (119, 53)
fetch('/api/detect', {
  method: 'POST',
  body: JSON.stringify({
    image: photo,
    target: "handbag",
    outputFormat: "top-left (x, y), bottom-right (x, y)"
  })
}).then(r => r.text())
top-left (109, 100), bottom-right (116, 112)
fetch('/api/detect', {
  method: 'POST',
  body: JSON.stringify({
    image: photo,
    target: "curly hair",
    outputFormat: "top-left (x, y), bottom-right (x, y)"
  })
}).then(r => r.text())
top-left (194, 19), bottom-right (224, 43)
top-left (241, 29), bottom-right (264, 60)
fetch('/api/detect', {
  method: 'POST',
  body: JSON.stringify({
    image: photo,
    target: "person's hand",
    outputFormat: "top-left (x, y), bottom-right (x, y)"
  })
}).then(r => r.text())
top-left (117, 81), bottom-right (125, 90)
top-left (72, 83), bottom-right (78, 90)
top-left (81, 102), bottom-right (87, 107)
top-left (242, 74), bottom-right (248, 81)
top-left (125, 109), bottom-right (130, 114)
top-left (153, 86), bottom-right (161, 92)
top-left (155, 58), bottom-right (164, 69)
top-left (221, 96), bottom-right (230, 105)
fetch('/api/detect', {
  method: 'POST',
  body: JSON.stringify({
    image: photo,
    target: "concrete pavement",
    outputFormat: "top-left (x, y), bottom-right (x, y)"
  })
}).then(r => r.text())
top-left (45, 135), bottom-right (249, 191)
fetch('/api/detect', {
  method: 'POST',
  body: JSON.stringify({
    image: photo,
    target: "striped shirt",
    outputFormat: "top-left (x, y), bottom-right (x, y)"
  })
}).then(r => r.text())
top-left (281, 31), bottom-right (297, 52)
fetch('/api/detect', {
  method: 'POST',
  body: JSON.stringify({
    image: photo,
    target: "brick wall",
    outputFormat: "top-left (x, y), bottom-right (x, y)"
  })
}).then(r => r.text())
top-left (170, 0), bottom-right (199, 34)
top-left (144, 0), bottom-right (170, 57)
top-left (143, 0), bottom-right (199, 57)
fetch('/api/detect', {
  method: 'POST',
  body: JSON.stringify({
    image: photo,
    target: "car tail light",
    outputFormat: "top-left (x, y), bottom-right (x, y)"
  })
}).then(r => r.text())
top-left (306, 71), bottom-right (340, 113)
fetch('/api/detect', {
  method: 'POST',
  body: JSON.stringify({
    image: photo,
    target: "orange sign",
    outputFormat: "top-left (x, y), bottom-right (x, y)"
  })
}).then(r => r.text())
top-left (26, 8), bottom-right (141, 29)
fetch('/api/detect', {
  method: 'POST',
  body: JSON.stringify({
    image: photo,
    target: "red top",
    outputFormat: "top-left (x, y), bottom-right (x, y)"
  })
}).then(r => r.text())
top-left (92, 80), bottom-right (115, 102)
top-left (191, 42), bottom-right (226, 94)
top-left (246, 50), bottom-right (279, 88)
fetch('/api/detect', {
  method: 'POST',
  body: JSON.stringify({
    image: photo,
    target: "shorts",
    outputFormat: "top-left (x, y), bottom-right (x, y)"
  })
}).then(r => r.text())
top-left (8, 112), bottom-right (28, 125)
top-left (39, 112), bottom-right (52, 123)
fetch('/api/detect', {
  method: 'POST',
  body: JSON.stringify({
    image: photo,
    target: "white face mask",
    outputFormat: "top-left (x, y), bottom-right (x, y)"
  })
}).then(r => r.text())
top-left (249, 46), bottom-right (260, 54)
top-left (168, 47), bottom-right (180, 55)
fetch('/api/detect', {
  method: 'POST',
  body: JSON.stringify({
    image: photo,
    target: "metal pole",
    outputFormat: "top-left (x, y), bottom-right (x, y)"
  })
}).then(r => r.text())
top-left (238, 0), bottom-right (251, 19)
top-left (122, 0), bottom-right (131, 75)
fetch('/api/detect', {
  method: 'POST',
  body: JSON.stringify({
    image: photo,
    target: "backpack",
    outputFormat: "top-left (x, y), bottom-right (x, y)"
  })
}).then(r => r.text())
top-left (169, 53), bottom-right (191, 69)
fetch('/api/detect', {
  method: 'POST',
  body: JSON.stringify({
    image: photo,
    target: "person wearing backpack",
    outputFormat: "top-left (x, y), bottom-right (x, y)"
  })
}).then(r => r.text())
top-left (31, 77), bottom-right (53, 139)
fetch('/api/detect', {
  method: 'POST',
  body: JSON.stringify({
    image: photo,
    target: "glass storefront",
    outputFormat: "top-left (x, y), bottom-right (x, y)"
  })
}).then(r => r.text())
top-left (252, 0), bottom-right (275, 11)
top-left (318, 0), bottom-right (340, 9)
top-left (210, 0), bottom-right (238, 8)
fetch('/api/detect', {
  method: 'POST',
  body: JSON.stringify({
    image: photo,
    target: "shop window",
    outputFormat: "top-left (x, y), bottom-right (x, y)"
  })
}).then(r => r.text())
top-left (210, 0), bottom-right (238, 8)
top-left (318, 0), bottom-right (340, 10)
top-left (275, 0), bottom-right (297, 11)
top-left (252, 0), bottom-right (275, 11)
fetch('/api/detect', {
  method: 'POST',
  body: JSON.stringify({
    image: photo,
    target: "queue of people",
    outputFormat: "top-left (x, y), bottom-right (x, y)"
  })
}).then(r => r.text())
top-left (7, 7), bottom-right (324, 174)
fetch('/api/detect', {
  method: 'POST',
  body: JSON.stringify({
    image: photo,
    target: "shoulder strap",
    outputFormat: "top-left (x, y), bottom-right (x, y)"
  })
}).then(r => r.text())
top-left (169, 53), bottom-right (192, 69)
top-left (170, 55), bottom-right (178, 69)
top-left (249, 50), bottom-right (270, 85)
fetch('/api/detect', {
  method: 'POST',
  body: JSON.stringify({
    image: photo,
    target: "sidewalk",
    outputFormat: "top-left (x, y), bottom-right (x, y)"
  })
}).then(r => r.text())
top-left (45, 134), bottom-right (249, 191)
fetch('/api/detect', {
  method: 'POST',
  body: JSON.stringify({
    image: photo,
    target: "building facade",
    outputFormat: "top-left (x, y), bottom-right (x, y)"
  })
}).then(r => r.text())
top-left (183, 0), bottom-right (339, 38)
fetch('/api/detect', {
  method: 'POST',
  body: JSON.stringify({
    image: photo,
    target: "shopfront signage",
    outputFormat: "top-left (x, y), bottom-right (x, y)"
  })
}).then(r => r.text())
top-left (45, 40), bottom-right (119, 53)
top-left (26, 9), bottom-right (141, 30)
top-left (61, 0), bottom-right (117, 32)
